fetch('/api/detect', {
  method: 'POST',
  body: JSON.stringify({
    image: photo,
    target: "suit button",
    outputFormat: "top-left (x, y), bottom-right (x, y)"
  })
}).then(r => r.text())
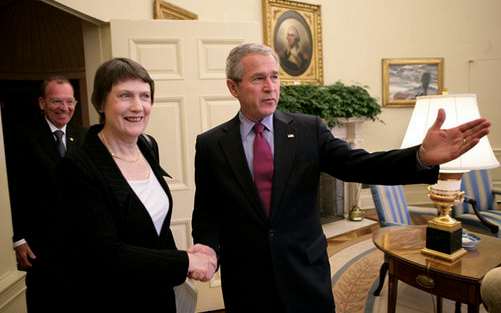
top-left (269, 230), bottom-right (275, 236)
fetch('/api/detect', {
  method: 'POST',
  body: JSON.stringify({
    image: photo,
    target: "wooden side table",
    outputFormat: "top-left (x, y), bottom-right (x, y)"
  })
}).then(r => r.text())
top-left (372, 225), bottom-right (501, 313)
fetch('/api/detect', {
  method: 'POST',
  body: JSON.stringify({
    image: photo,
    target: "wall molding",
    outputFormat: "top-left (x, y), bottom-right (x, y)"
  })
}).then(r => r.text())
top-left (0, 271), bottom-right (26, 313)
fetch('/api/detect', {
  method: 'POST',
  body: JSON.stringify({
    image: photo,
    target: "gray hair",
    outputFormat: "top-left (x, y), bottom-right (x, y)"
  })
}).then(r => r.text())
top-left (226, 43), bottom-right (280, 83)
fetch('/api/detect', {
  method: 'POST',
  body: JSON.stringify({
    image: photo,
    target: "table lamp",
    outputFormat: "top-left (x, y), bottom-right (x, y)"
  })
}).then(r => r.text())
top-left (401, 94), bottom-right (500, 261)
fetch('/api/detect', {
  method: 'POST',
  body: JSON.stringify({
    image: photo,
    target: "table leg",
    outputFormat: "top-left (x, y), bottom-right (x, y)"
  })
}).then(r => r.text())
top-left (467, 304), bottom-right (480, 313)
top-left (388, 272), bottom-right (398, 313)
top-left (437, 296), bottom-right (442, 313)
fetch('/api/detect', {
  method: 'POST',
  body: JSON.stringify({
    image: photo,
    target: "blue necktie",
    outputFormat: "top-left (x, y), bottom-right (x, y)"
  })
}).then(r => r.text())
top-left (54, 130), bottom-right (65, 157)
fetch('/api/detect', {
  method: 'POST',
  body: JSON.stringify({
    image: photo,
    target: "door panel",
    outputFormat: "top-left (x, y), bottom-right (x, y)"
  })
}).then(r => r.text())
top-left (110, 19), bottom-right (260, 311)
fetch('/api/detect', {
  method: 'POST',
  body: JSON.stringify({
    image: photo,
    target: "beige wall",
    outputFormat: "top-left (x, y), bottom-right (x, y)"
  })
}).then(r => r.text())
top-left (54, 0), bottom-right (501, 155)
top-left (0, 111), bottom-right (27, 313)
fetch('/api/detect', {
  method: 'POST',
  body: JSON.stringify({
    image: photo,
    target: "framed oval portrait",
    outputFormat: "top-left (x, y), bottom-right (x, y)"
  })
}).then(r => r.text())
top-left (263, 0), bottom-right (323, 85)
top-left (273, 10), bottom-right (313, 77)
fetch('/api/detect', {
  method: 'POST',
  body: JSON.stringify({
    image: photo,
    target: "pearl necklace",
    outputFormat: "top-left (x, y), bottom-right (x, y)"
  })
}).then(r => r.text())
top-left (99, 132), bottom-right (140, 163)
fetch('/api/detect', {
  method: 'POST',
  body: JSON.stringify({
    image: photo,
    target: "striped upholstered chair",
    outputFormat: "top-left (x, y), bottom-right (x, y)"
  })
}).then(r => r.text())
top-left (370, 184), bottom-right (438, 296)
top-left (453, 170), bottom-right (501, 237)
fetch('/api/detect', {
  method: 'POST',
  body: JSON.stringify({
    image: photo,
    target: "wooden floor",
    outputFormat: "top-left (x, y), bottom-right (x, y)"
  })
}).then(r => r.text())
top-left (201, 211), bottom-right (381, 313)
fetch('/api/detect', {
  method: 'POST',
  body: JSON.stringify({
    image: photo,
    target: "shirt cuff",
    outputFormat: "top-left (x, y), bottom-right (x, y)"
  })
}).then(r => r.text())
top-left (416, 150), bottom-right (435, 170)
top-left (13, 239), bottom-right (27, 249)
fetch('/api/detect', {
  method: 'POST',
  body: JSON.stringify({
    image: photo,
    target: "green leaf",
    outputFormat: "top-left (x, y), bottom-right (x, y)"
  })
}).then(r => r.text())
top-left (278, 81), bottom-right (382, 128)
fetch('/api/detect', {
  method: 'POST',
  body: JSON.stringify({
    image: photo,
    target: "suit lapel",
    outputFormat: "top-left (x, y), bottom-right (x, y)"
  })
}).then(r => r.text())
top-left (270, 111), bottom-right (296, 220)
top-left (219, 115), bottom-right (269, 223)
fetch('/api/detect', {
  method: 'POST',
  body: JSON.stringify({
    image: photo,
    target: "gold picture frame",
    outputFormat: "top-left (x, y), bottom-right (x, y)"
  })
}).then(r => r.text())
top-left (153, 0), bottom-right (198, 20)
top-left (382, 58), bottom-right (444, 107)
top-left (262, 0), bottom-right (323, 85)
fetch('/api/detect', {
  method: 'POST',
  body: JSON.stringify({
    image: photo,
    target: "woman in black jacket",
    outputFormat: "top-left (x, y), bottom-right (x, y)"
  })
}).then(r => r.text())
top-left (56, 58), bottom-right (216, 312)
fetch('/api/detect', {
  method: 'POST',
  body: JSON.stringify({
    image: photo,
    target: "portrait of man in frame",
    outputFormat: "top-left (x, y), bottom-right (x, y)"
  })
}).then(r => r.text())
top-left (274, 10), bottom-right (313, 77)
top-left (263, 0), bottom-right (323, 85)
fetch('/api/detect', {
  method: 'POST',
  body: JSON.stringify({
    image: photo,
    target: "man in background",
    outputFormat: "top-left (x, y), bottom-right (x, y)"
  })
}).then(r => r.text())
top-left (5, 76), bottom-right (87, 312)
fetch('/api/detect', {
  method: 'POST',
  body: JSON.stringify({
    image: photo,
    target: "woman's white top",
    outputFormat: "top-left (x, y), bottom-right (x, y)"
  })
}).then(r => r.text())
top-left (128, 167), bottom-right (170, 235)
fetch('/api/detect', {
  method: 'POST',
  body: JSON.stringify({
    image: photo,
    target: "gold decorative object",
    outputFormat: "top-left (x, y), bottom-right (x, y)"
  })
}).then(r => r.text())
top-left (349, 183), bottom-right (364, 221)
top-left (153, 0), bottom-right (198, 20)
top-left (421, 172), bottom-right (467, 261)
top-left (349, 205), bottom-right (364, 221)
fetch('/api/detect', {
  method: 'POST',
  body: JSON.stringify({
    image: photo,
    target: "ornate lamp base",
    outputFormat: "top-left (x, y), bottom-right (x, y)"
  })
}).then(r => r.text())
top-left (422, 226), bottom-right (466, 261)
top-left (422, 173), bottom-right (467, 262)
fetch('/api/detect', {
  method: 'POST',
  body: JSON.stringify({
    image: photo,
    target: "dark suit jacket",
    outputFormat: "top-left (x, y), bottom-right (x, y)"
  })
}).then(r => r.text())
top-left (192, 110), bottom-right (439, 313)
top-left (55, 124), bottom-right (188, 313)
top-left (5, 115), bottom-right (87, 311)
top-left (7, 115), bottom-right (87, 261)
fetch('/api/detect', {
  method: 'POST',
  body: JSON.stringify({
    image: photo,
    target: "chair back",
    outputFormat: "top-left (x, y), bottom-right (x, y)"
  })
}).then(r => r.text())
top-left (458, 170), bottom-right (496, 214)
top-left (370, 185), bottom-right (412, 227)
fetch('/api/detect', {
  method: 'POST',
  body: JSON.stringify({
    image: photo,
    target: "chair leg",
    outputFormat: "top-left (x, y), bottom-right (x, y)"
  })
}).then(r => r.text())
top-left (373, 261), bottom-right (389, 296)
top-left (455, 301), bottom-right (461, 313)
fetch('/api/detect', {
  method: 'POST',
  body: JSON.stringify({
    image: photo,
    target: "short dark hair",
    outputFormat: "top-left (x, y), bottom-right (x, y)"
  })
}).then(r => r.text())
top-left (40, 76), bottom-right (73, 98)
top-left (91, 58), bottom-right (155, 124)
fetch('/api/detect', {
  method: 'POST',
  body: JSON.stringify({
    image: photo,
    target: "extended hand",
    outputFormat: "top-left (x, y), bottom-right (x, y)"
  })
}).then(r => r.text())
top-left (186, 244), bottom-right (217, 282)
top-left (418, 108), bottom-right (491, 166)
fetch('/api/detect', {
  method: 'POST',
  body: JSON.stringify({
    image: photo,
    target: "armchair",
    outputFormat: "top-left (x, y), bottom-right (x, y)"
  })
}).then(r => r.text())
top-left (369, 184), bottom-right (438, 296)
top-left (453, 170), bottom-right (501, 237)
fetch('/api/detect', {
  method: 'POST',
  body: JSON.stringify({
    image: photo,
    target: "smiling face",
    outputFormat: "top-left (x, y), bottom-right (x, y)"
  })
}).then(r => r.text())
top-left (39, 81), bottom-right (75, 129)
top-left (102, 79), bottom-right (152, 140)
top-left (226, 53), bottom-right (280, 122)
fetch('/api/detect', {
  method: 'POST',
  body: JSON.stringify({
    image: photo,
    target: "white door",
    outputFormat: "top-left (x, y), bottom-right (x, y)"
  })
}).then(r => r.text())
top-left (469, 58), bottom-right (501, 188)
top-left (110, 19), bottom-right (260, 311)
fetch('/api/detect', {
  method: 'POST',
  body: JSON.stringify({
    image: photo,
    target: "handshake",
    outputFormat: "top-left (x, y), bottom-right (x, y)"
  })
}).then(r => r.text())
top-left (186, 244), bottom-right (218, 282)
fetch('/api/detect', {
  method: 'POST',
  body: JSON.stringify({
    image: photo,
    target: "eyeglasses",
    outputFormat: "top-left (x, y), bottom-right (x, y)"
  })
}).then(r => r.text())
top-left (48, 98), bottom-right (78, 106)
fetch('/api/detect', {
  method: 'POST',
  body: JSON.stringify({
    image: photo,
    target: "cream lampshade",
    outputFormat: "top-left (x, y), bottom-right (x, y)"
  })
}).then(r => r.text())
top-left (401, 94), bottom-right (499, 171)
top-left (401, 94), bottom-right (499, 261)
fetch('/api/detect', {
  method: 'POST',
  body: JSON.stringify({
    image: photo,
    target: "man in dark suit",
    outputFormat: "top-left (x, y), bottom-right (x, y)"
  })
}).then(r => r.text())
top-left (191, 43), bottom-right (491, 313)
top-left (6, 76), bottom-right (87, 312)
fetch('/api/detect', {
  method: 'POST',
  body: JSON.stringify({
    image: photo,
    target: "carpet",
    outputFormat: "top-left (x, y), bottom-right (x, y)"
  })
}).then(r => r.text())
top-left (330, 239), bottom-right (383, 313)
top-left (329, 238), bottom-right (488, 313)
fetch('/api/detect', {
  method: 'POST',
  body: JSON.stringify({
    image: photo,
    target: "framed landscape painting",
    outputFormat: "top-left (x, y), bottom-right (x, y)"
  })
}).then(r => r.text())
top-left (382, 58), bottom-right (444, 107)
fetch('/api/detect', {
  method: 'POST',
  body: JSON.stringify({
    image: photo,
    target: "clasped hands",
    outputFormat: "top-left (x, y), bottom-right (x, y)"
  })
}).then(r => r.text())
top-left (186, 244), bottom-right (217, 282)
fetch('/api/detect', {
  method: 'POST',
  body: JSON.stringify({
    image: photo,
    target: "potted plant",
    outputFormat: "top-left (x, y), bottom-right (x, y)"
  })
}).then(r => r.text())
top-left (278, 81), bottom-right (382, 223)
top-left (278, 81), bottom-right (382, 127)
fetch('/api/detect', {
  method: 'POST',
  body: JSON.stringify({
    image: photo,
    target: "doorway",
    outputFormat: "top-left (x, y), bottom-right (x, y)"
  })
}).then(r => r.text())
top-left (0, 0), bottom-right (88, 143)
